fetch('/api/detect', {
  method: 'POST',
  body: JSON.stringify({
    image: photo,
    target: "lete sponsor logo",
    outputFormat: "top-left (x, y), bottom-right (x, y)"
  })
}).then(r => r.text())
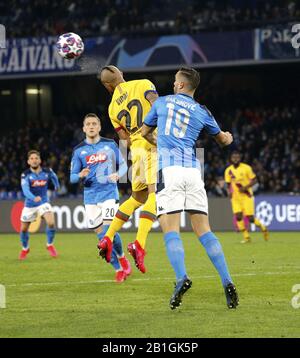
top-left (31, 180), bottom-right (47, 187)
top-left (86, 153), bottom-right (107, 165)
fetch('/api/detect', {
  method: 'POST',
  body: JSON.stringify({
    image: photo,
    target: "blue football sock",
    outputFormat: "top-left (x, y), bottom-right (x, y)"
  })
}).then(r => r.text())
top-left (97, 225), bottom-right (121, 271)
top-left (112, 232), bottom-right (124, 257)
top-left (20, 231), bottom-right (29, 249)
top-left (199, 231), bottom-right (232, 287)
top-left (46, 227), bottom-right (56, 245)
top-left (164, 231), bottom-right (187, 281)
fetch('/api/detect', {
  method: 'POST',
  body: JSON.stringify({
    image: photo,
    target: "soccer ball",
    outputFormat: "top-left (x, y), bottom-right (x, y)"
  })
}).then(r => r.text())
top-left (56, 32), bottom-right (84, 59)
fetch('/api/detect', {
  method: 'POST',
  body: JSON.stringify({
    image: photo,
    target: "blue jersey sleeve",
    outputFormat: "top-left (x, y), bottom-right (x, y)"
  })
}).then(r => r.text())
top-left (202, 106), bottom-right (221, 136)
top-left (70, 150), bottom-right (82, 184)
top-left (144, 100), bottom-right (158, 127)
top-left (49, 169), bottom-right (60, 190)
top-left (21, 173), bottom-right (36, 201)
top-left (112, 142), bottom-right (127, 178)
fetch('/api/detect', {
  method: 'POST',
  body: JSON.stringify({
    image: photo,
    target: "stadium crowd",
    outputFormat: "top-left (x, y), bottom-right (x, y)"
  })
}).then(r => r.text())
top-left (0, 105), bottom-right (299, 200)
top-left (1, 0), bottom-right (299, 38)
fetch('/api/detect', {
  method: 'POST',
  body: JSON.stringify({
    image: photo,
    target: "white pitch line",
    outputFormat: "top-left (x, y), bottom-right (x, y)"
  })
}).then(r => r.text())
top-left (4, 271), bottom-right (297, 288)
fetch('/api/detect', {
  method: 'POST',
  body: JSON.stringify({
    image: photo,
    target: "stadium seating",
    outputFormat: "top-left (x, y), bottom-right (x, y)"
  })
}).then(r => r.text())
top-left (0, 0), bottom-right (299, 38)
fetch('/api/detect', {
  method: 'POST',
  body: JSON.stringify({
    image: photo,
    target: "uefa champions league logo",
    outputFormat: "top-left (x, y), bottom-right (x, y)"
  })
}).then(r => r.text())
top-left (256, 201), bottom-right (273, 227)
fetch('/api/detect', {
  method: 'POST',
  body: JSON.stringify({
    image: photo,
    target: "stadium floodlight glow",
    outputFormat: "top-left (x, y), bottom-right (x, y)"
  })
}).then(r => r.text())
top-left (1, 90), bottom-right (11, 95)
top-left (26, 89), bottom-right (43, 95)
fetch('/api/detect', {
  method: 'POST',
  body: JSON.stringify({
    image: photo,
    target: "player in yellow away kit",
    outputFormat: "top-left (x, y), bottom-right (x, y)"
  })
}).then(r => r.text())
top-left (97, 65), bottom-right (158, 273)
top-left (225, 151), bottom-right (269, 243)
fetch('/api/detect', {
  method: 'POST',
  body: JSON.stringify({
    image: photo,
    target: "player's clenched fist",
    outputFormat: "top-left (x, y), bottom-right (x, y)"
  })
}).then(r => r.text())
top-left (223, 131), bottom-right (233, 145)
top-left (79, 167), bottom-right (90, 178)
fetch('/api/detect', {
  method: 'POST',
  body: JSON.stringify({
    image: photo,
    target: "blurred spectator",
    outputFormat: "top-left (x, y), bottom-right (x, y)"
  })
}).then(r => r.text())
top-left (1, 0), bottom-right (300, 39)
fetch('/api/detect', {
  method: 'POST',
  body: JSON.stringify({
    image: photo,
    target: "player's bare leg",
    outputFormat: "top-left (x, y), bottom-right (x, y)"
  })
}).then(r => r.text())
top-left (247, 215), bottom-right (269, 241)
top-left (235, 212), bottom-right (251, 243)
top-left (159, 213), bottom-right (192, 309)
top-left (19, 221), bottom-right (31, 260)
top-left (190, 213), bottom-right (239, 309)
top-left (43, 211), bottom-right (58, 257)
top-left (128, 185), bottom-right (156, 274)
top-left (96, 221), bottom-right (131, 283)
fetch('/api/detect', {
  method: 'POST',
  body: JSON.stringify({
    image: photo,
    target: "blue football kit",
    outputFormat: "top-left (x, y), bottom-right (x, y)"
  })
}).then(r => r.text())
top-left (70, 136), bottom-right (128, 273)
top-left (144, 92), bottom-right (236, 306)
top-left (20, 167), bottom-right (59, 253)
top-left (144, 93), bottom-right (221, 170)
top-left (21, 167), bottom-right (59, 207)
top-left (70, 137), bottom-right (127, 205)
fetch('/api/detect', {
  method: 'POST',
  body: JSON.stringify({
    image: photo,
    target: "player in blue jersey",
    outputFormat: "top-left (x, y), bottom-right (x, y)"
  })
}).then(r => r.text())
top-left (70, 113), bottom-right (132, 283)
top-left (20, 150), bottom-right (60, 260)
top-left (141, 67), bottom-right (239, 309)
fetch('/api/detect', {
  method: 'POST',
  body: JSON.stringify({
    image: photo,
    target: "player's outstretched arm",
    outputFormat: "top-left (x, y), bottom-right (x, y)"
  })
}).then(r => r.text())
top-left (214, 131), bottom-right (233, 147)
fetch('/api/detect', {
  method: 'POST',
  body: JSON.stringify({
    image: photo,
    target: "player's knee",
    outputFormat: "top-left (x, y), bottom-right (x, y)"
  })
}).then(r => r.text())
top-left (47, 222), bottom-right (55, 229)
top-left (94, 224), bottom-right (104, 235)
top-left (20, 223), bottom-right (29, 233)
top-left (95, 224), bottom-right (108, 238)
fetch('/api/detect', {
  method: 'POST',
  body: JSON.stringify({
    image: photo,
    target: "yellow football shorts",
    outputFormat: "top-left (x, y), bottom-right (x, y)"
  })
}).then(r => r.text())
top-left (130, 143), bottom-right (157, 192)
top-left (231, 195), bottom-right (255, 216)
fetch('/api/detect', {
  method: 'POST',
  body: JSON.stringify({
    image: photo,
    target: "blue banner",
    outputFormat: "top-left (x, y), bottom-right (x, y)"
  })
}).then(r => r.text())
top-left (255, 195), bottom-right (300, 231)
top-left (0, 31), bottom-right (253, 77)
top-left (255, 24), bottom-right (300, 60)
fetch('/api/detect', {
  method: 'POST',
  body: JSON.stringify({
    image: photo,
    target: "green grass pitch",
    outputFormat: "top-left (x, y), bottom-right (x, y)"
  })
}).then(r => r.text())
top-left (0, 232), bottom-right (299, 338)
